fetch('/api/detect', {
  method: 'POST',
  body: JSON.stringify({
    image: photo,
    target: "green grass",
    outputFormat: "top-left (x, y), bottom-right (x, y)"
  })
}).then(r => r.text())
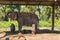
top-left (38, 19), bottom-right (60, 28)
top-left (38, 20), bottom-right (52, 27)
top-left (54, 19), bottom-right (60, 28)
top-left (0, 21), bottom-right (31, 29)
top-left (0, 21), bottom-right (18, 28)
top-left (0, 19), bottom-right (60, 29)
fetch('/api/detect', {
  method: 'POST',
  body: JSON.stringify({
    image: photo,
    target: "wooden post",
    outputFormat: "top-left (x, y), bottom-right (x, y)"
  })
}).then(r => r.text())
top-left (51, 5), bottom-right (54, 31)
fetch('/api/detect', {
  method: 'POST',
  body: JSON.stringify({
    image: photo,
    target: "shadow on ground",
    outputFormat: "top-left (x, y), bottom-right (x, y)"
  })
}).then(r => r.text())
top-left (5, 29), bottom-right (60, 36)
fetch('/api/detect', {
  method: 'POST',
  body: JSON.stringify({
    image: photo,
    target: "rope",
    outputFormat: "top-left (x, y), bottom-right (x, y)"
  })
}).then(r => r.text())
top-left (18, 33), bottom-right (26, 40)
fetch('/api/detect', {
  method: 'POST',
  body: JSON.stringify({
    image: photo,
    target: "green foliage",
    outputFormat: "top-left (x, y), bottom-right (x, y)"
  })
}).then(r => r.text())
top-left (3, 15), bottom-right (8, 21)
top-left (21, 7), bottom-right (30, 12)
top-left (38, 20), bottom-right (52, 27)
top-left (0, 5), bottom-right (60, 28)
top-left (55, 19), bottom-right (60, 28)
top-left (0, 21), bottom-right (18, 28)
top-left (0, 19), bottom-right (60, 29)
top-left (0, 5), bottom-right (59, 21)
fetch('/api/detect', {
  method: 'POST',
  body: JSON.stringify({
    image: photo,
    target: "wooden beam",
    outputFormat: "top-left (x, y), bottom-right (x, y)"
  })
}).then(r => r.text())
top-left (0, 1), bottom-right (60, 6)
top-left (0, 1), bottom-right (53, 5)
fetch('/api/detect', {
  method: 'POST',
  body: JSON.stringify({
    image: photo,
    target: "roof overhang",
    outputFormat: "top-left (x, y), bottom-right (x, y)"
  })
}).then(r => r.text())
top-left (0, 0), bottom-right (60, 6)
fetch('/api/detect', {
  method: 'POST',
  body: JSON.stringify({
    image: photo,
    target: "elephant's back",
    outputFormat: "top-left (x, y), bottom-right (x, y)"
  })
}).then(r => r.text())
top-left (18, 12), bottom-right (38, 26)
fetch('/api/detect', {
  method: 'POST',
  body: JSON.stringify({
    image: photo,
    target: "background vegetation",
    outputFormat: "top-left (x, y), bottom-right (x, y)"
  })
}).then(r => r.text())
top-left (0, 5), bottom-right (60, 28)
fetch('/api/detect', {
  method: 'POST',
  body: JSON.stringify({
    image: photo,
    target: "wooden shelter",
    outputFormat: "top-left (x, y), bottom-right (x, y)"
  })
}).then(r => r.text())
top-left (0, 0), bottom-right (60, 5)
top-left (0, 0), bottom-right (60, 31)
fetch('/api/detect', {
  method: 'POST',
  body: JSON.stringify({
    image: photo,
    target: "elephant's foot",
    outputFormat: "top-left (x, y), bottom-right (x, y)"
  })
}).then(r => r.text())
top-left (32, 24), bottom-right (37, 35)
top-left (10, 24), bottom-right (15, 34)
top-left (18, 33), bottom-right (22, 35)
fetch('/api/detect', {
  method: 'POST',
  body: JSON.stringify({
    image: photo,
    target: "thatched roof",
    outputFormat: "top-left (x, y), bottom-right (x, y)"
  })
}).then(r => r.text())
top-left (0, 0), bottom-right (60, 6)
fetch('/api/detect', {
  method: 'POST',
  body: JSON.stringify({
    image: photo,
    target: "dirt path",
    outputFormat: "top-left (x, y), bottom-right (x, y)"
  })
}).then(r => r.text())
top-left (0, 27), bottom-right (60, 40)
top-left (0, 34), bottom-right (60, 40)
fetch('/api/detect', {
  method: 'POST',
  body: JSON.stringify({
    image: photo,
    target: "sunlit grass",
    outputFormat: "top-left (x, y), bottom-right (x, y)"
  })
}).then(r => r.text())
top-left (0, 19), bottom-right (60, 29)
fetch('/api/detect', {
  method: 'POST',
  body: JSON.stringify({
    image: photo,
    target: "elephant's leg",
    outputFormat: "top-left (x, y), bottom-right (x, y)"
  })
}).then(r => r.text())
top-left (18, 18), bottom-right (23, 33)
top-left (18, 22), bottom-right (22, 33)
top-left (10, 24), bottom-right (15, 34)
top-left (32, 24), bottom-right (37, 34)
top-left (32, 24), bottom-right (35, 34)
top-left (18, 24), bottom-right (22, 33)
top-left (32, 19), bottom-right (38, 34)
top-left (35, 24), bottom-right (38, 33)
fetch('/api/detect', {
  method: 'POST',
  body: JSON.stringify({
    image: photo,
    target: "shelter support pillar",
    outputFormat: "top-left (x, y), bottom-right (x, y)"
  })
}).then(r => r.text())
top-left (51, 5), bottom-right (54, 31)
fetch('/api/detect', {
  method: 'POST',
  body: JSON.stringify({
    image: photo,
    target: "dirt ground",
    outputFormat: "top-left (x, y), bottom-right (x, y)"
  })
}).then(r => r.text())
top-left (0, 27), bottom-right (60, 40)
top-left (1, 34), bottom-right (60, 40)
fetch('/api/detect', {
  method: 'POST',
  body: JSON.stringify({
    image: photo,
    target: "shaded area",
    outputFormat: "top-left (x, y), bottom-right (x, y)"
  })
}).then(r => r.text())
top-left (5, 29), bottom-right (60, 35)
top-left (37, 29), bottom-right (60, 34)
top-left (0, 29), bottom-right (60, 39)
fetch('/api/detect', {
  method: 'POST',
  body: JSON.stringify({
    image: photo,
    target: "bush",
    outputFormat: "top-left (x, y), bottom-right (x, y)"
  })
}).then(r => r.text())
top-left (55, 19), bottom-right (60, 28)
top-left (38, 20), bottom-right (51, 27)
top-left (0, 21), bottom-right (18, 28)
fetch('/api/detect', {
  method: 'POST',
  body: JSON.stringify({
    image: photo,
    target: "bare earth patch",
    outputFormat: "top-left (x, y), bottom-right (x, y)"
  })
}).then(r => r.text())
top-left (0, 27), bottom-right (60, 40)
top-left (0, 34), bottom-right (60, 40)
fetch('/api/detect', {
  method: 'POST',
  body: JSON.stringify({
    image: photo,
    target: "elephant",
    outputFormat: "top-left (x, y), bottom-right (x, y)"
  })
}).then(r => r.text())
top-left (7, 12), bottom-right (39, 34)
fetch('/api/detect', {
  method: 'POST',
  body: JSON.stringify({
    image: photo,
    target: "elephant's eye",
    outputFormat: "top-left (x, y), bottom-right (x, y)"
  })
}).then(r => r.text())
top-left (13, 14), bottom-right (17, 19)
top-left (12, 14), bottom-right (15, 17)
top-left (13, 15), bottom-right (15, 17)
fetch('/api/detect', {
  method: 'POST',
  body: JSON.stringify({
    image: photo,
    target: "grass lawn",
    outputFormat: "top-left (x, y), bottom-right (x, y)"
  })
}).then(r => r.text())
top-left (0, 19), bottom-right (60, 29)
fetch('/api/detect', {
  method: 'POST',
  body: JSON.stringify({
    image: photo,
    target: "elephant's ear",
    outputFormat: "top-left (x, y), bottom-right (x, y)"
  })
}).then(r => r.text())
top-left (7, 12), bottom-right (12, 18)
